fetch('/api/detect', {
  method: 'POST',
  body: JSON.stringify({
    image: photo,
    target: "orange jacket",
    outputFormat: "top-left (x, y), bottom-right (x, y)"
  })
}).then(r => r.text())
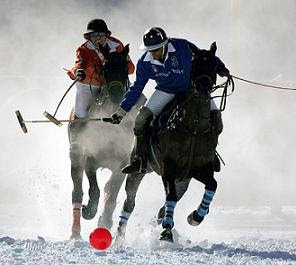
top-left (67, 36), bottom-right (135, 86)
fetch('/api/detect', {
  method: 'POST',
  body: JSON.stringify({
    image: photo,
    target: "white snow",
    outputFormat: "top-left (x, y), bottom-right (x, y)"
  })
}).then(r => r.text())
top-left (1, 207), bottom-right (296, 264)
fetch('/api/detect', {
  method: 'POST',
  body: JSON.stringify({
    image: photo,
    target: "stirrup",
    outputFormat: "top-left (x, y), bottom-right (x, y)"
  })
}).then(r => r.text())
top-left (121, 156), bottom-right (147, 174)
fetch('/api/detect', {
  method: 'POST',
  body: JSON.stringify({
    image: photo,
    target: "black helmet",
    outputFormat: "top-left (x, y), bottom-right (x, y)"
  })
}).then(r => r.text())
top-left (84, 19), bottom-right (111, 37)
top-left (140, 27), bottom-right (168, 51)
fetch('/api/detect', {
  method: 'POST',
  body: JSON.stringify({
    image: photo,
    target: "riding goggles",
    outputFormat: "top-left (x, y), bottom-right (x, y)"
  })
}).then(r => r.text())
top-left (90, 32), bottom-right (106, 38)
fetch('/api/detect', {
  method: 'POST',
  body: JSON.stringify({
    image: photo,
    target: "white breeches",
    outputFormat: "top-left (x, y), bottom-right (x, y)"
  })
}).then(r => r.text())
top-left (145, 89), bottom-right (218, 116)
top-left (145, 90), bottom-right (175, 116)
top-left (74, 82), bottom-right (100, 118)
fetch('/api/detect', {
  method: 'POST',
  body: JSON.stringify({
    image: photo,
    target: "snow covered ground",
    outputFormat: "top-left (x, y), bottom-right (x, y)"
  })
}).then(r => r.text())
top-left (1, 205), bottom-right (296, 264)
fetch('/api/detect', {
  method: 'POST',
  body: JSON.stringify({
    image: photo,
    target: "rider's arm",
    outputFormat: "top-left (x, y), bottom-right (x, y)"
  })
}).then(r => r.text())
top-left (67, 47), bottom-right (88, 80)
top-left (120, 60), bottom-right (150, 112)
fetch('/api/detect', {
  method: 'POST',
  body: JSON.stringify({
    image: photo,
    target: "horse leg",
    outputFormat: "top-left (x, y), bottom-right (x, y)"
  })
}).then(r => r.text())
top-left (98, 169), bottom-right (125, 229)
top-left (82, 156), bottom-right (100, 220)
top-left (116, 172), bottom-right (145, 241)
top-left (157, 178), bottom-right (191, 223)
top-left (69, 120), bottom-right (86, 239)
top-left (187, 164), bottom-right (217, 226)
top-left (70, 164), bottom-right (84, 240)
top-left (159, 167), bottom-right (178, 243)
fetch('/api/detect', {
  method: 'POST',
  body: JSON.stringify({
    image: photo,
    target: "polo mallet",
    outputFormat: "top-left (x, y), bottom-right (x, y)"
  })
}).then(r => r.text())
top-left (43, 77), bottom-right (79, 125)
top-left (15, 110), bottom-right (113, 134)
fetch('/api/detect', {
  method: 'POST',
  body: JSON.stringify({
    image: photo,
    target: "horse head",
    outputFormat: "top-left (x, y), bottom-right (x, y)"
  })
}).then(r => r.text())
top-left (180, 42), bottom-right (219, 134)
top-left (190, 42), bottom-right (218, 93)
top-left (102, 44), bottom-right (130, 105)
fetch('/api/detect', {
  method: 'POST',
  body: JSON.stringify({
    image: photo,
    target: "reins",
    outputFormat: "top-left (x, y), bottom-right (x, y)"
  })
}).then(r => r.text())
top-left (211, 75), bottom-right (235, 111)
top-left (231, 75), bottom-right (296, 91)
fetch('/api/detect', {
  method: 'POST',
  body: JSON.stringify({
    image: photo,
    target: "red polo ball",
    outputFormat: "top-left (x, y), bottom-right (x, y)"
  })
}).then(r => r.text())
top-left (89, 228), bottom-right (112, 250)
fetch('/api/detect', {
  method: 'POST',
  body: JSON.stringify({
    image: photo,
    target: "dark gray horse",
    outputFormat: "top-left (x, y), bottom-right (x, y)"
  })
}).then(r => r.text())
top-left (69, 45), bottom-right (146, 239)
top-left (116, 43), bottom-right (233, 242)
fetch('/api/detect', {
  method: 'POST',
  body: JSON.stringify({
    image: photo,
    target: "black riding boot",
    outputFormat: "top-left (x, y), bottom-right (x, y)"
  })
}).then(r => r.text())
top-left (121, 134), bottom-right (148, 174)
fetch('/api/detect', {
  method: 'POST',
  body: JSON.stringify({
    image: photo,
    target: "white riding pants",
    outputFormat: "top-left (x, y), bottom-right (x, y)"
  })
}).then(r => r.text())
top-left (145, 89), bottom-right (175, 116)
top-left (74, 82), bottom-right (100, 118)
top-left (145, 89), bottom-right (218, 116)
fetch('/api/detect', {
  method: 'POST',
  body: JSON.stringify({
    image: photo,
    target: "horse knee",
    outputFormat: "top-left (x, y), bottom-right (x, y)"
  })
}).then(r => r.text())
top-left (134, 106), bottom-right (153, 136)
top-left (205, 178), bottom-right (217, 192)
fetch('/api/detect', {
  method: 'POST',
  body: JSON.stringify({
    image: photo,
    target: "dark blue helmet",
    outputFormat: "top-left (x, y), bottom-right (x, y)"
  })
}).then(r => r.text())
top-left (140, 27), bottom-right (168, 51)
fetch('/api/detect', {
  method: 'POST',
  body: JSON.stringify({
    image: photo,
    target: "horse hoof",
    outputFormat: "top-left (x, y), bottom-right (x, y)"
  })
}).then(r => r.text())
top-left (70, 232), bottom-right (82, 240)
top-left (187, 210), bottom-right (204, 226)
top-left (159, 228), bottom-right (173, 243)
top-left (114, 225), bottom-right (126, 246)
top-left (82, 205), bottom-right (97, 220)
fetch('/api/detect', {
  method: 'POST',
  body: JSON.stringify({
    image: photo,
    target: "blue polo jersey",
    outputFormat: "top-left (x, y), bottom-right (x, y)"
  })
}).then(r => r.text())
top-left (120, 38), bottom-right (194, 112)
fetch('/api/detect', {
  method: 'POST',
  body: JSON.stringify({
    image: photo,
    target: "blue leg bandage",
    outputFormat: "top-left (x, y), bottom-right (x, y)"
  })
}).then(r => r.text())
top-left (197, 189), bottom-right (215, 217)
top-left (162, 200), bottom-right (176, 228)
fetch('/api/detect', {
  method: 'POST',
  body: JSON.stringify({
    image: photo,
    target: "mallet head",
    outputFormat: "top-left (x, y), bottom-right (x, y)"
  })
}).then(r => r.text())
top-left (43, 111), bottom-right (62, 127)
top-left (15, 110), bottom-right (28, 133)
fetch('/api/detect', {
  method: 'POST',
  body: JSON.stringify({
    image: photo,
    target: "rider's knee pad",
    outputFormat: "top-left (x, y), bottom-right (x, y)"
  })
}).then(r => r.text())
top-left (134, 106), bottom-right (153, 136)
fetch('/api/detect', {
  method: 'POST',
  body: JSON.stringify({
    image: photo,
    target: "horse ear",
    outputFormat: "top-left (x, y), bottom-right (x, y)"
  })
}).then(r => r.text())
top-left (210, 42), bottom-right (217, 54)
top-left (123, 44), bottom-right (130, 57)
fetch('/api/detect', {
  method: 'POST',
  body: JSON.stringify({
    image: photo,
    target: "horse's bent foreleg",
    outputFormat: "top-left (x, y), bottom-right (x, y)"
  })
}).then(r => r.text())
top-left (82, 157), bottom-right (100, 220)
top-left (98, 170), bottom-right (126, 229)
top-left (188, 164), bottom-right (217, 226)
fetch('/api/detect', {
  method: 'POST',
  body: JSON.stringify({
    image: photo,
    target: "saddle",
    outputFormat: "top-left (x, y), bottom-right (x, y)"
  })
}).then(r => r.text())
top-left (152, 93), bottom-right (187, 134)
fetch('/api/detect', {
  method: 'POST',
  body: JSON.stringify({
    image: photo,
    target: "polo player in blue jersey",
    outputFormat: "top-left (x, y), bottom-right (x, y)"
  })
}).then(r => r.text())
top-left (110, 27), bottom-right (229, 174)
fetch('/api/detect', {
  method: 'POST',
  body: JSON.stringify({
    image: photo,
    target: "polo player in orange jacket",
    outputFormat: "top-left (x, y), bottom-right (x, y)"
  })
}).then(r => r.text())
top-left (68, 19), bottom-right (135, 118)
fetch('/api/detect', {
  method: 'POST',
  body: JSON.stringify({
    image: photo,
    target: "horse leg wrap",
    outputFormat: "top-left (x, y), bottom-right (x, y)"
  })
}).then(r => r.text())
top-left (71, 203), bottom-right (81, 235)
top-left (162, 200), bottom-right (176, 229)
top-left (119, 210), bottom-right (131, 225)
top-left (197, 189), bottom-right (215, 217)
